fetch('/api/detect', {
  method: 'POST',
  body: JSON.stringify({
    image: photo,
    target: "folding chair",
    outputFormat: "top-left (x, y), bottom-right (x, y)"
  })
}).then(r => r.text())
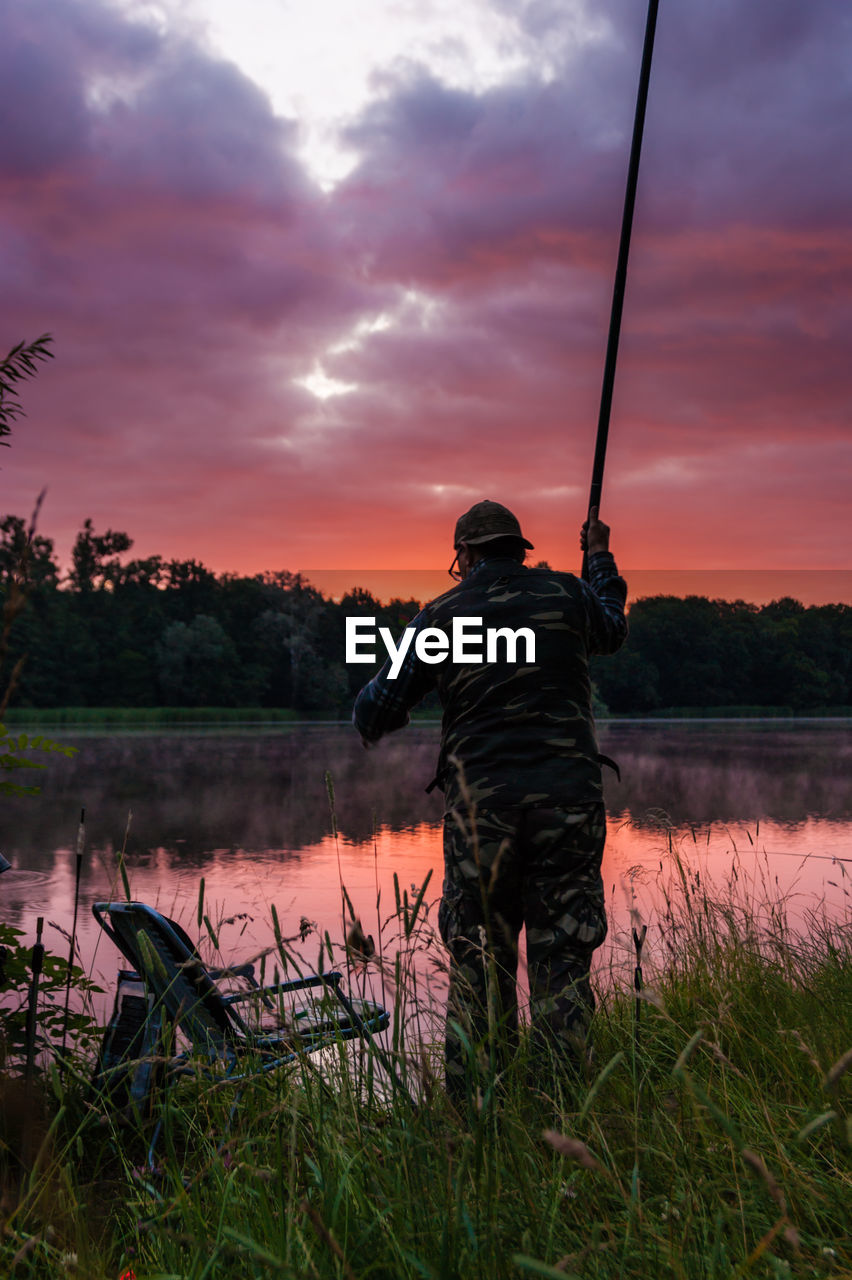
top-left (92, 901), bottom-right (390, 1110)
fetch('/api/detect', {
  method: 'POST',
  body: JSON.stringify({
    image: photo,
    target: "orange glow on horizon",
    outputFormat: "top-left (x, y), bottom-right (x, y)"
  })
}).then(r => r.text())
top-left (301, 568), bottom-right (852, 608)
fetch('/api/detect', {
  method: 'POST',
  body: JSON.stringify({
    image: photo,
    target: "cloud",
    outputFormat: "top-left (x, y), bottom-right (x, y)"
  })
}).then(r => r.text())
top-left (1, 0), bottom-right (850, 580)
top-left (1, 0), bottom-right (371, 526)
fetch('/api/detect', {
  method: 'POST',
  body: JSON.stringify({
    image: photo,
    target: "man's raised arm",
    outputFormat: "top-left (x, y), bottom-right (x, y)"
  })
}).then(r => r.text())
top-left (579, 507), bottom-right (628, 655)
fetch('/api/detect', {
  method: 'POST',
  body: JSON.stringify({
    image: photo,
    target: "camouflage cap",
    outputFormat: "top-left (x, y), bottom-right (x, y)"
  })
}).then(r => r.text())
top-left (453, 500), bottom-right (534, 549)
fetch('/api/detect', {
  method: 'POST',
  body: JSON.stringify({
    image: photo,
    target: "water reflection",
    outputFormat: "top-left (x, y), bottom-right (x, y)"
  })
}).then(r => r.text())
top-left (1, 726), bottom-right (445, 867)
top-left (600, 720), bottom-right (852, 825)
top-left (3, 722), bottom-right (850, 861)
top-left (1, 722), bottom-right (849, 1009)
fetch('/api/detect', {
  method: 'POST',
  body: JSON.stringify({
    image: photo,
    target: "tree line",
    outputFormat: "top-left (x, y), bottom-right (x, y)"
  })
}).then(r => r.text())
top-left (590, 593), bottom-right (852, 713)
top-left (2, 515), bottom-right (850, 714)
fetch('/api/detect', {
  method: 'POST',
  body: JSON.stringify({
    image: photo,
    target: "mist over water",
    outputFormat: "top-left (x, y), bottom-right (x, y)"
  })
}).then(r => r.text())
top-left (2, 722), bottom-right (849, 1002)
top-left (599, 720), bottom-right (851, 825)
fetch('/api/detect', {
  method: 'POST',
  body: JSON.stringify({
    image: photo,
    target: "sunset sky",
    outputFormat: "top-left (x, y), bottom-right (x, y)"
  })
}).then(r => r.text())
top-left (2, 0), bottom-right (850, 598)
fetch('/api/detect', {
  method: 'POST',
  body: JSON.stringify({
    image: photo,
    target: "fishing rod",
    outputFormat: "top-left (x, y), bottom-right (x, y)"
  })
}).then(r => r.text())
top-left (583, 0), bottom-right (660, 579)
top-left (60, 807), bottom-right (86, 1069)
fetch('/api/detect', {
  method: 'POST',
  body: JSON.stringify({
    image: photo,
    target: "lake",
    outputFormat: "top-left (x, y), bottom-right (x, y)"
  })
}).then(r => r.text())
top-left (2, 721), bottom-right (850, 1025)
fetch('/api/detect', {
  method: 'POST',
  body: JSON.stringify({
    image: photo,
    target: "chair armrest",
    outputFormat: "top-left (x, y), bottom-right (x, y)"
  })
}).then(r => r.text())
top-left (221, 971), bottom-right (343, 1006)
top-left (209, 962), bottom-right (256, 982)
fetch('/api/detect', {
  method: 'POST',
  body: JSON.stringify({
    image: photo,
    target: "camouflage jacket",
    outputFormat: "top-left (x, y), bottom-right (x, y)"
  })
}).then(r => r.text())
top-left (353, 551), bottom-right (628, 809)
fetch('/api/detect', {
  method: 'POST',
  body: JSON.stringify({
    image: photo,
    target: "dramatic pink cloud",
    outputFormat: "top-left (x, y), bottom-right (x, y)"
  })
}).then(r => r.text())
top-left (2, 0), bottom-right (850, 593)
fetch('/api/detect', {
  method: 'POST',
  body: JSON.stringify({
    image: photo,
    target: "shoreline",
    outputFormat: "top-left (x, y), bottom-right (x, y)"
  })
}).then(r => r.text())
top-left (3, 706), bottom-right (852, 731)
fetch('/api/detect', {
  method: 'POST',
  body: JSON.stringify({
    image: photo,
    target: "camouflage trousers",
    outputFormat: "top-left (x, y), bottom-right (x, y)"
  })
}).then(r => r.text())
top-left (438, 801), bottom-right (607, 1099)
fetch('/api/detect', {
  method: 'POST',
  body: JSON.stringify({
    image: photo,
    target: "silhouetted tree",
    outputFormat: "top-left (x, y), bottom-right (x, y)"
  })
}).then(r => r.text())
top-left (69, 519), bottom-right (133, 592)
top-left (157, 615), bottom-right (245, 706)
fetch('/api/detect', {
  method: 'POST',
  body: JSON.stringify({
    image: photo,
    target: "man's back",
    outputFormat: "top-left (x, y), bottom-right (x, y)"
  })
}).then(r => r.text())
top-left (354, 550), bottom-right (627, 808)
top-left (420, 555), bottom-right (627, 808)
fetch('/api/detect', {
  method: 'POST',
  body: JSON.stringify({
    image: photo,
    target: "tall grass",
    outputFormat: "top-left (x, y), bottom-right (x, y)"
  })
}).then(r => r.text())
top-left (1, 848), bottom-right (850, 1279)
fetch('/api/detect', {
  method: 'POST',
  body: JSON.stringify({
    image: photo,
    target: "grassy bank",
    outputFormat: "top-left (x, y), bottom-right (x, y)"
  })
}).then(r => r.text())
top-left (2, 860), bottom-right (850, 1279)
top-left (0, 707), bottom-right (308, 728)
top-left (624, 705), bottom-right (852, 720)
top-left (3, 705), bottom-right (851, 729)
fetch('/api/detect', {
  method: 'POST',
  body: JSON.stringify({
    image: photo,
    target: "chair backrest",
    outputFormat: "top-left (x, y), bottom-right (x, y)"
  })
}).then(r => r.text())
top-left (93, 902), bottom-right (244, 1057)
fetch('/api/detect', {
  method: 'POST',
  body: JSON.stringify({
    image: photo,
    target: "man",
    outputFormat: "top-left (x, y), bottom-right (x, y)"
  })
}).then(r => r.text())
top-left (353, 500), bottom-right (627, 1099)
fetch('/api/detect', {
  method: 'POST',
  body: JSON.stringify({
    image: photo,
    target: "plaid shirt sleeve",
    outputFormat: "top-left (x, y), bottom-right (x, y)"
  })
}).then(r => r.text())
top-left (581, 551), bottom-right (629, 654)
top-left (352, 610), bottom-right (438, 744)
